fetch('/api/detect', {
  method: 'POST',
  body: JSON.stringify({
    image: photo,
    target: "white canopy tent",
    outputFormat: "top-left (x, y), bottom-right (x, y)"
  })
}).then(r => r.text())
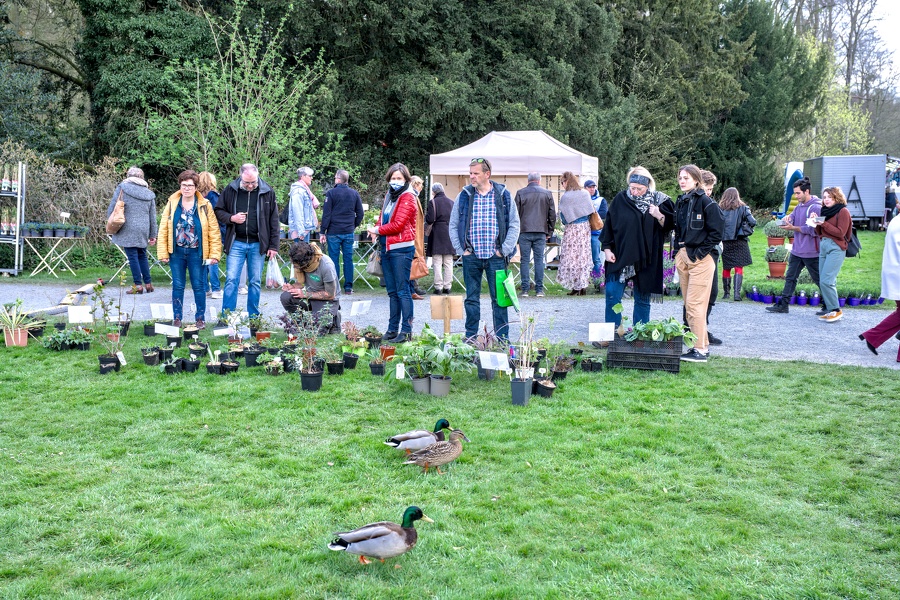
top-left (429, 130), bottom-right (599, 202)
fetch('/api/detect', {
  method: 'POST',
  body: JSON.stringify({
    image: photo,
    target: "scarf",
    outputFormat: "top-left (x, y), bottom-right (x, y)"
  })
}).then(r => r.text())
top-left (559, 190), bottom-right (595, 223)
top-left (619, 190), bottom-right (668, 298)
top-left (300, 179), bottom-right (320, 209)
top-left (124, 176), bottom-right (148, 188)
top-left (820, 203), bottom-right (844, 220)
top-left (294, 242), bottom-right (324, 285)
top-left (382, 183), bottom-right (410, 224)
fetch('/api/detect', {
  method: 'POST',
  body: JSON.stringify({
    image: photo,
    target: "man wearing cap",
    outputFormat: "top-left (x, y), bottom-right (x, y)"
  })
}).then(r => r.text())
top-left (585, 179), bottom-right (608, 280)
top-left (514, 172), bottom-right (556, 297)
top-left (450, 157), bottom-right (521, 341)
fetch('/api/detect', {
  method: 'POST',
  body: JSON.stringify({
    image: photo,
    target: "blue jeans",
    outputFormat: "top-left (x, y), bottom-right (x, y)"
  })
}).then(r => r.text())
top-left (604, 274), bottom-right (651, 327)
top-left (381, 246), bottom-right (414, 334)
top-left (819, 237), bottom-right (846, 311)
top-left (123, 246), bottom-right (151, 286)
top-left (169, 245), bottom-right (206, 322)
top-left (518, 233), bottom-right (546, 293)
top-left (327, 233), bottom-right (355, 292)
top-left (462, 254), bottom-right (509, 340)
top-left (206, 262), bottom-right (221, 292)
top-left (590, 234), bottom-right (603, 271)
top-left (223, 240), bottom-right (265, 317)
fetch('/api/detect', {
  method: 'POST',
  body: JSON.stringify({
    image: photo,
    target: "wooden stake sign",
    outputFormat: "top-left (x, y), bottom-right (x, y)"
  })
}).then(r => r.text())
top-left (429, 295), bottom-right (463, 334)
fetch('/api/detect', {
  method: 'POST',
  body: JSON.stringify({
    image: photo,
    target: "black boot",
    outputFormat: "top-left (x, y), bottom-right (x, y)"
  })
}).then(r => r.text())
top-left (722, 277), bottom-right (731, 300)
top-left (733, 274), bottom-right (743, 301)
top-left (766, 296), bottom-right (789, 313)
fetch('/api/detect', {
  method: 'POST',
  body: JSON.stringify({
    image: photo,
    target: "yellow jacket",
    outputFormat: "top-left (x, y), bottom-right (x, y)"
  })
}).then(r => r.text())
top-left (157, 191), bottom-right (223, 261)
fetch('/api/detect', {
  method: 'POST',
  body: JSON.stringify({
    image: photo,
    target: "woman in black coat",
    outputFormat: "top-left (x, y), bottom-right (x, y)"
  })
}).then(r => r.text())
top-left (425, 183), bottom-right (456, 294)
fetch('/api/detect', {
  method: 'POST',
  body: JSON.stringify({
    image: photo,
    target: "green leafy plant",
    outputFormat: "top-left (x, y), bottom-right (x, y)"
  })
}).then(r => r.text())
top-left (763, 219), bottom-right (792, 238)
top-left (0, 299), bottom-right (43, 331)
top-left (765, 245), bottom-right (789, 262)
top-left (425, 332), bottom-right (476, 379)
top-left (612, 304), bottom-right (697, 348)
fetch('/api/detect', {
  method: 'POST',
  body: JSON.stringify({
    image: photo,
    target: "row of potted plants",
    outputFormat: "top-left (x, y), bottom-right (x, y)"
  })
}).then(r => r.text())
top-left (19, 222), bottom-right (90, 238)
top-left (743, 285), bottom-right (885, 306)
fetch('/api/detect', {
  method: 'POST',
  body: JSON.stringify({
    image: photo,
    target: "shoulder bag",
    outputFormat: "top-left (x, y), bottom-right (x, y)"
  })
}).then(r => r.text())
top-left (410, 255), bottom-right (429, 280)
top-left (738, 207), bottom-right (755, 238)
top-left (588, 212), bottom-right (603, 231)
top-left (106, 189), bottom-right (126, 234)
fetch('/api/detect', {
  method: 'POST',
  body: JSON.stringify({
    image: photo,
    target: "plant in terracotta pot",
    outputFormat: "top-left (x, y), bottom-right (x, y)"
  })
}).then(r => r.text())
top-left (763, 219), bottom-right (790, 245)
top-left (765, 245), bottom-right (789, 278)
top-left (1, 299), bottom-right (43, 347)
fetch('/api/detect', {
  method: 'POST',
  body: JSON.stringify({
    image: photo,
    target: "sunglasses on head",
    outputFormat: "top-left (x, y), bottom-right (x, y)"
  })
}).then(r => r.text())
top-left (470, 157), bottom-right (492, 171)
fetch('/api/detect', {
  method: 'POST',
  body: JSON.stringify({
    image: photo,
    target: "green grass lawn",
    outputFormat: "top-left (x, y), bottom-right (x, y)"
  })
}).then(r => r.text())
top-left (1, 332), bottom-right (898, 598)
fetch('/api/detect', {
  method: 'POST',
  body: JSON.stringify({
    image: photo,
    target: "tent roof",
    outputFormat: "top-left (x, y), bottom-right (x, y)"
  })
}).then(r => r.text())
top-left (429, 130), bottom-right (598, 179)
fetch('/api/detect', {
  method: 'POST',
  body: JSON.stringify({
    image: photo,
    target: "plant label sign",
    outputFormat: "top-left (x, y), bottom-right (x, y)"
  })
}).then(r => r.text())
top-left (478, 351), bottom-right (510, 372)
top-left (150, 303), bottom-right (174, 320)
top-left (212, 327), bottom-right (232, 337)
top-left (116, 351), bottom-right (127, 366)
top-left (67, 305), bottom-right (93, 324)
top-left (350, 300), bottom-right (372, 316)
top-left (395, 362), bottom-right (405, 379)
top-left (155, 323), bottom-right (180, 336)
top-left (589, 323), bottom-right (615, 342)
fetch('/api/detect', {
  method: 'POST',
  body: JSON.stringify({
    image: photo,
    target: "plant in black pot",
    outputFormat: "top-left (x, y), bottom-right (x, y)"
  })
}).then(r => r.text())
top-left (286, 308), bottom-right (325, 391)
top-left (142, 346), bottom-right (161, 366)
top-left (322, 342), bottom-right (345, 375)
top-left (159, 356), bottom-right (182, 375)
top-left (243, 342), bottom-right (265, 367)
top-left (509, 313), bottom-right (537, 406)
top-left (183, 352), bottom-right (201, 373)
top-left (258, 353), bottom-right (284, 375)
top-left (361, 325), bottom-right (383, 349)
top-left (367, 346), bottom-right (386, 376)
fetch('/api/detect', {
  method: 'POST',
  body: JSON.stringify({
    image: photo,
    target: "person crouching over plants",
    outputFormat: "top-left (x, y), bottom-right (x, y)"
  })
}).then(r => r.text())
top-left (280, 240), bottom-right (341, 334)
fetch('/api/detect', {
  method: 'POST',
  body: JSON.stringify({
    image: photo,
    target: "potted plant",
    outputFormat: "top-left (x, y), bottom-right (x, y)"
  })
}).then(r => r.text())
top-left (159, 356), bottom-right (182, 375)
top-left (607, 304), bottom-right (696, 373)
top-left (534, 376), bottom-right (556, 398)
top-left (142, 346), bottom-right (161, 366)
top-left (765, 245), bottom-right (789, 278)
top-left (1, 299), bottom-right (43, 347)
top-left (142, 319), bottom-right (159, 336)
top-left (551, 354), bottom-right (575, 381)
top-left (287, 309), bottom-right (325, 390)
top-left (243, 341), bottom-right (265, 367)
top-left (763, 219), bottom-right (790, 246)
top-left (425, 330), bottom-right (475, 397)
top-left (361, 325), bottom-right (383, 349)
top-left (367, 346), bottom-right (385, 376)
top-left (67, 328), bottom-right (93, 351)
top-left (322, 342), bottom-right (345, 375)
top-left (510, 314), bottom-right (537, 406)
top-left (258, 353), bottom-right (284, 375)
top-left (206, 348), bottom-right (223, 374)
top-left (469, 325), bottom-right (506, 380)
top-left (394, 339), bottom-right (431, 394)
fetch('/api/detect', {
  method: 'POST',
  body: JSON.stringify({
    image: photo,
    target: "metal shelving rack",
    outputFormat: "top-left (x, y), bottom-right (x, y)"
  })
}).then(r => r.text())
top-left (0, 162), bottom-right (26, 275)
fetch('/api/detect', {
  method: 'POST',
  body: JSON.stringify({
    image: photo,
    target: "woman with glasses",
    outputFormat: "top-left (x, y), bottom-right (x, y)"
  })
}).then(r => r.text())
top-left (601, 166), bottom-right (675, 330)
top-left (367, 163), bottom-right (419, 343)
top-left (158, 170), bottom-right (223, 329)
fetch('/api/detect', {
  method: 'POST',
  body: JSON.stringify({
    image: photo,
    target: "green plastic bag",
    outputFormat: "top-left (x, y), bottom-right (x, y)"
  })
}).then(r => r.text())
top-left (495, 269), bottom-right (519, 311)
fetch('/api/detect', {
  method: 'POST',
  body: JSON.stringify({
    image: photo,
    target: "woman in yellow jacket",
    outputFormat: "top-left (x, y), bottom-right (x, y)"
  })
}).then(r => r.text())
top-left (157, 170), bottom-right (222, 328)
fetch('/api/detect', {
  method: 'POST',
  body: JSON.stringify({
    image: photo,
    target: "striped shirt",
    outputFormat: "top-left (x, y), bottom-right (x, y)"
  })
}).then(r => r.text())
top-left (471, 189), bottom-right (498, 259)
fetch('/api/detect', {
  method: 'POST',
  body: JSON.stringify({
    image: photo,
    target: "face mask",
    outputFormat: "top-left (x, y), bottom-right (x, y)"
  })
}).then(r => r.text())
top-left (389, 182), bottom-right (404, 191)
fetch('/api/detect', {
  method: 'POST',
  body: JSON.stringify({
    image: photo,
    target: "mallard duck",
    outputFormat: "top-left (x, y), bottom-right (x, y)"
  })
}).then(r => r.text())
top-left (328, 506), bottom-right (434, 564)
top-left (384, 418), bottom-right (451, 454)
top-left (402, 429), bottom-right (470, 474)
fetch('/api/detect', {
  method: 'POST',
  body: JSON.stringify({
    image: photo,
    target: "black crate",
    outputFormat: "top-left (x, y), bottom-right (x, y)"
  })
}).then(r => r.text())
top-left (608, 335), bottom-right (683, 357)
top-left (606, 351), bottom-right (680, 374)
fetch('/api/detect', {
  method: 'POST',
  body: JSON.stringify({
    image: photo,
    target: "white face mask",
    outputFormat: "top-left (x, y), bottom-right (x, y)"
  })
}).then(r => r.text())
top-left (389, 182), bottom-right (404, 191)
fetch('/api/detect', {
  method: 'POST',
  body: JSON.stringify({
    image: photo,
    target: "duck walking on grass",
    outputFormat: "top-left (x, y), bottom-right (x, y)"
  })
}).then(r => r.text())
top-left (402, 429), bottom-right (470, 474)
top-left (328, 506), bottom-right (434, 564)
top-left (384, 418), bottom-right (451, 454)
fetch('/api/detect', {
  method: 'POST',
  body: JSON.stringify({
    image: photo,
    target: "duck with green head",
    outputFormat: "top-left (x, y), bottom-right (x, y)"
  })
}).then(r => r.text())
top-left (402, 429), bottom-right (470, 474)
top-left (384, 418), bottom-right (451, 454)
top-left (328, 506), bottom-right (434, 564)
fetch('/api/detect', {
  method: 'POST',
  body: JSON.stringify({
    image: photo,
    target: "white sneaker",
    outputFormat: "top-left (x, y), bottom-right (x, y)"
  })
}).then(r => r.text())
top-left (210, 290), bottom-right (223, 299)
top-left (238, 286), bottom-right (248, 295)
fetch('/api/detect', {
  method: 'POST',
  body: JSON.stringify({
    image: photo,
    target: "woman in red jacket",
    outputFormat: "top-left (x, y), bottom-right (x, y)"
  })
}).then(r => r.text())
top-left (367, 163), bottom-right (418, 343)
top-left (811, 186), bottom-right (852, 323)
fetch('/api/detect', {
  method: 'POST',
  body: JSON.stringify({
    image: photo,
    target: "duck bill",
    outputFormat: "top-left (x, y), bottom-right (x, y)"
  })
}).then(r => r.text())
top-left (421, 514), bottom-right (435, 523)
top-left (462, 434), bottom-right (471, 442)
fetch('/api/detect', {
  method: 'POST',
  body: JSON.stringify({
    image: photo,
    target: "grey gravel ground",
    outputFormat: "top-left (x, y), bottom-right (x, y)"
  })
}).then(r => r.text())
top-left (1, 279), bottom-right (897, 370)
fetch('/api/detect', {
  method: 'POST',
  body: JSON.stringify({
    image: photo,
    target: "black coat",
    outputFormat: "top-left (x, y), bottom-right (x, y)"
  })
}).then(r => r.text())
top-left (425, 192), bottom-right (455, 256)
top-left (215, 177), bottom-right (280, 255)
top-left (600, 190), bottom-right (675, 295)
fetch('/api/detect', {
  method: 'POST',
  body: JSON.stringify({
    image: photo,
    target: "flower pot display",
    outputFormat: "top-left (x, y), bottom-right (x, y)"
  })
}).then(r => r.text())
top-left (551, 369), bottom-right (569, 382)
top-left (142, 350), bottom-right (160, 366)
top-left (221, 360), bottom-right (240, 374)
top-left (166, 335), bottom-right (182, 348)
top-left (182, 326), bottom-right (199, 340)
top-left (429, 375), bottom-right (451, 397)
top-left (510, 378), bottom-right (532, 406)
top-left (410, 376), bottom-right (430, 394)
top-left (606, 335), bottom-right (681, 374)
top-left (369, 361), bottom-right (385, 376)
top-left (766, 236), bottom-right (784, 246)
top-left (300, 370), bottom-right (324, 391)
top-left (326, 361), bottom-right (345, 375)
top-left (188, 342), bottom-right (208, 353)
top-left (159, 347), bottom-right (174, 361)
top-left (98, 354), bottom-right (120, 373)
top-left (364, 334), bottom-right (382, 349)
top-left (183, 359), bottom-right (200, 373)
top-left (535, 379), bottom-right (556, 398)
top-left (342, 352), bottom-right (359, 369)
top-left (3, 328), bottom-right (28, 347)
top-left (767, 261), bottom-right (787, 278)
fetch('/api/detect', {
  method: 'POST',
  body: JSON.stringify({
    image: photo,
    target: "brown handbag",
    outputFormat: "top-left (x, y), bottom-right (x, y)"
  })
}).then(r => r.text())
top-left (588, 212), bottom-right (603, 231)
top-left (106, 189), bottom-right (126, 234)
top-left (410, 256), bottom-right (429, 280)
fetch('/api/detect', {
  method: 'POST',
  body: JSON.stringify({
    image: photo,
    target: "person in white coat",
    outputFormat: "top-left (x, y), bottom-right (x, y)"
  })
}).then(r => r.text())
top-left (859, 216), bottom-right (900, 360)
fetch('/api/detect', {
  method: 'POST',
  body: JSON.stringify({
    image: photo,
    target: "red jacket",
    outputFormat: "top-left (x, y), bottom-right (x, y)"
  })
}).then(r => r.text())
top-left (377, 191), bottom-right (418, 251)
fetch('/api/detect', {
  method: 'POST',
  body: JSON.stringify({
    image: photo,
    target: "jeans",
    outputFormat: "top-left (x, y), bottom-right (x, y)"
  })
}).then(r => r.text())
top-left (327, 233), bottom-right (355, 292)
top-left (169, 245), bottom-right (206, 322)
top-left (778, 253), bottom-right (821, 307)
top-left (206, 262), bottom-right (221, 292)
top-left (518, 233), bottom-right (546, 293)
top-left (462, 254), bottom-right (509, 340)
top-left (604, 275), bottom-right (651, 327)
top-left (818, 237), bottom-right (846, 311)
top-left (381, 246), bottom-right (415, 334)
top-left (123, 246), bottom-right (151, 286)
top-left (590, 233), bottom-right (603, 272)
top-left (223, 240), bottom-right (265, 317)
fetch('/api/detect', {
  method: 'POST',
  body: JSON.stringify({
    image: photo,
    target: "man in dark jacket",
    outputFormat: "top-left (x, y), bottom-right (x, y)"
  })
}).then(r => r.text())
top-left (215, 163), bottom-right (280, 318)
top-left (514, 172), bottom-right (556, 297)
top-left (320, 169), bottom-right (364, 294)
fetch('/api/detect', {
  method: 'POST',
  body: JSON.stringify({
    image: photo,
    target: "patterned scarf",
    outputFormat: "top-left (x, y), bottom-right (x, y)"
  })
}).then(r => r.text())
top-left (619, 189), bottom-right (666, 292)
top-left (294, 242), bottom-right (324, 286)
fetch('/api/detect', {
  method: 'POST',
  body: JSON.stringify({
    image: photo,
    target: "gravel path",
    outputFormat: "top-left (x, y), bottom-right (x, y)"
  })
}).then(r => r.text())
top-left (2, 279), bottom-right (897, 370)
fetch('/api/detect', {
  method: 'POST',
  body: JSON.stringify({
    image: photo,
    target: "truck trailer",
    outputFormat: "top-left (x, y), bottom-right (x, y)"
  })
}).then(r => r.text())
top-left (803, 154), bottom-right (900, 230)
